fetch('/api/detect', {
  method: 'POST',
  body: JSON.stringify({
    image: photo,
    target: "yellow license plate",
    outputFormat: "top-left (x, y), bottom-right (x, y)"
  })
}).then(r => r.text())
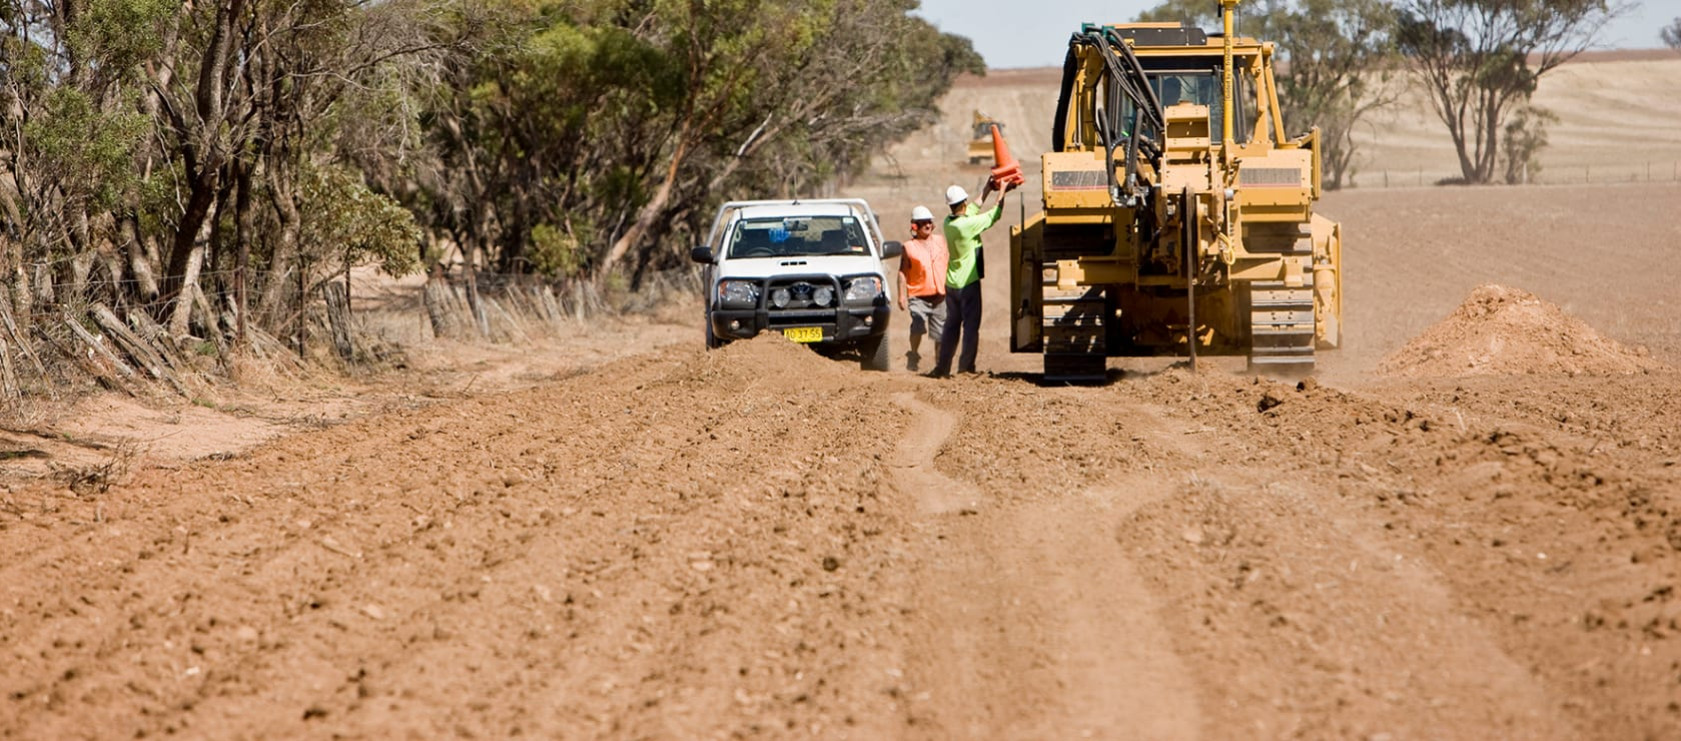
top-left (782, 326), bottom-right (823, 343)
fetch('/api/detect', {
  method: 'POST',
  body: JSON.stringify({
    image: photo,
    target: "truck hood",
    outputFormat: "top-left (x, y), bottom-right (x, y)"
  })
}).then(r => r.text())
top-left (714, 254), bottom-right (885, 280)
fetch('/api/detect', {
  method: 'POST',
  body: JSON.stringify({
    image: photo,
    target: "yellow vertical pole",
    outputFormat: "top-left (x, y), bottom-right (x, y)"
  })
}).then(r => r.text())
top-left (1221, 0), bottom-right (1239, 158)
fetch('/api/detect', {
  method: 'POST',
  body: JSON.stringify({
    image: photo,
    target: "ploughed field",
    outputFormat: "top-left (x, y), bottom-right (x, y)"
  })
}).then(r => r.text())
top-left (3, 179), bottom-right (1680, 739)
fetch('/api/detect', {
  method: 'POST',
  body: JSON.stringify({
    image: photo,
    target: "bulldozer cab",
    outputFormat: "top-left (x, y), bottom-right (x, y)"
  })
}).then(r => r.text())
top-left (1143, 62), bottom-right (1256, 145)
top-left (1057, 34), bottom-right (1265, 155)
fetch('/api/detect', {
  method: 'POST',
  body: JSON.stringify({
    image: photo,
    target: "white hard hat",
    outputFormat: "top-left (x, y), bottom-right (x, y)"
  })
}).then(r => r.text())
top-left (911, 205), bottom-right (934, 222)
top-left (945, 185), bottom-right (968, 206)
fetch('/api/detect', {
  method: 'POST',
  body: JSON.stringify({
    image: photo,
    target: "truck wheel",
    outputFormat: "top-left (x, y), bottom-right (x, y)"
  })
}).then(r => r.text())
top-left (705, 320), bottom-right (721, 350)
top-left (859, 335), bottom-right (890, 372)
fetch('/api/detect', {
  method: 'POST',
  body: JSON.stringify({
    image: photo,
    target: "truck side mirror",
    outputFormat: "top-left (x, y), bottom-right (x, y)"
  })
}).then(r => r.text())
top-left (881, 241), bottom-right (903, 260)
top-left (689, 245), bottom-right (715, 264)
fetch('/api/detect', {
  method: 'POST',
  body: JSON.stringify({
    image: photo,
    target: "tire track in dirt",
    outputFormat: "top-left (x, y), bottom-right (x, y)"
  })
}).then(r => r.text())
top-left (890, 385), bottom-right (1203, 738)
top-left (1123, 472), bottom-right (1574, 738)
top-left (886, 392), bottom-right (976, 514)
top-left (1115, 372), bottom-right (1579, 738)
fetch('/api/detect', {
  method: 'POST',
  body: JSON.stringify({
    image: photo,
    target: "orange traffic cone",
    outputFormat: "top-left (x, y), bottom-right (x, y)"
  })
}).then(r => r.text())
top-left (987, 124), bottom-right (1025, 191)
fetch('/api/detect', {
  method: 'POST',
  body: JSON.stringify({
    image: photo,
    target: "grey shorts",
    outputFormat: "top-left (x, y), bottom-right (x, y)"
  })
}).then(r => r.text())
top-left (908, 294), bottom-right (945, 340)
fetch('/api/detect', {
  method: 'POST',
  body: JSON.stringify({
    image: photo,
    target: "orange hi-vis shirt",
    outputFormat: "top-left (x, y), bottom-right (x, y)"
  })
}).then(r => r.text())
top-left (899, 235), bottom-right (949, 298)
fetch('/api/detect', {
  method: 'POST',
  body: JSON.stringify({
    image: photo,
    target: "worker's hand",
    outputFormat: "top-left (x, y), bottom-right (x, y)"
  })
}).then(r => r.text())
top-left (1004, 179), bottom-right (1020, 193)
top-left (896, 295), bottom-right (907, 311)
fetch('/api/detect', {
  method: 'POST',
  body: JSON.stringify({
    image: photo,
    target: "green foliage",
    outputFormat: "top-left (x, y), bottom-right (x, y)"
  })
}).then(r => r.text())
top-left (23, 87), bottom-right (149, 208)
top-left (1500, 104), bottom-right (1556, 184)
top-left (527, 222), bottom-right (586, 279)
top-left (2, 0), bottom-right (983, 346)
top-left (404, 0), bottom-right (977, 283)
top-left (1135, 0), bottom-right (1214, 26)
top-left (0, 34), bottom-right (51, 91)
top-left (68, 0), bottom-right (175, 83)
top-left (300, 164), bottom-right (423, 278)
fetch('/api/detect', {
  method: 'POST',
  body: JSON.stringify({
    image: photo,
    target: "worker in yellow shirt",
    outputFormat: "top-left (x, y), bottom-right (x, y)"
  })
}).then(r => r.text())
top-left (929, 180), bottom-right (1015, 377)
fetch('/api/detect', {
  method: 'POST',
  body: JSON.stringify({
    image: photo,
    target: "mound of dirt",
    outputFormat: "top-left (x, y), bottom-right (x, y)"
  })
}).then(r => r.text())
top-left (1377, 284), bottom-right (1664, 377)
top-left (650, 332), bottom-right (854, 390)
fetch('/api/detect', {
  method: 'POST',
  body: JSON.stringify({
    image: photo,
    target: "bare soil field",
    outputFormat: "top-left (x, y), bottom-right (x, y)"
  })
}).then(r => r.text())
top-left (4, 58), bottom-right (1681, 739)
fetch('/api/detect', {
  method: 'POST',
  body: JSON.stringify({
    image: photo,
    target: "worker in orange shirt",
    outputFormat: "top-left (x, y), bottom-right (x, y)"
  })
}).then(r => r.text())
top-left (896, 205), bottom-right (948, 372)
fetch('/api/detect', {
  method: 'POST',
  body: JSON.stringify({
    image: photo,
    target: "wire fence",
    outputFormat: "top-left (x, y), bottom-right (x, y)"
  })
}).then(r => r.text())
top-left (0, 261), bottom-right (707, 420)
top-left (1346, 161), bottom-right (1681, 189)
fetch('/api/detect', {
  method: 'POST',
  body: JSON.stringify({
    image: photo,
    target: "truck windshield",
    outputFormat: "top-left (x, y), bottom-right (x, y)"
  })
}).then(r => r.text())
top-left (727, 216), bottom-right (870, 259)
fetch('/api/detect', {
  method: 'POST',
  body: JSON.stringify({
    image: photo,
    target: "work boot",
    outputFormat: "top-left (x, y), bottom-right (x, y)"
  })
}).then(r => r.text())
top-left (905, 350), bottom-right (920, 372)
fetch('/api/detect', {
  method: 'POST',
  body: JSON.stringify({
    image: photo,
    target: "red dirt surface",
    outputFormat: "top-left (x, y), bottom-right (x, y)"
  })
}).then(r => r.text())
top-left (6, 59), bottom-right (1681, 739)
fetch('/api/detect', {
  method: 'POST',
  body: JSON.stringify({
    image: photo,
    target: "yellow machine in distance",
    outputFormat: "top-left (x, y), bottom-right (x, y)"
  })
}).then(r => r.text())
top-left (1009, 0), bottom-right (1342, 380)
top-left (967, 111), bottom-right (1002, 164)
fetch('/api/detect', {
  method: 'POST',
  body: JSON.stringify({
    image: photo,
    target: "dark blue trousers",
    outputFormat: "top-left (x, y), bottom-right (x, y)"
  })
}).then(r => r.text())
top-left (933, 280), bottom-right (982, 374)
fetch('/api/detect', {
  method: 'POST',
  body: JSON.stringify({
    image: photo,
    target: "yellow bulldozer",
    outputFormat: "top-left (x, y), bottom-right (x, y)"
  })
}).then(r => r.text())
top-left (967, 111), bottom-right (1001, 164)
top-left (1009, 0), bottom-right (1342, 381)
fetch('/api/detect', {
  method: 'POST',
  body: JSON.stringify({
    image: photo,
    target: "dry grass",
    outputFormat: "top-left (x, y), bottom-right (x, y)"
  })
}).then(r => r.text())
top-left (49, 440), bottom-right (142, 497)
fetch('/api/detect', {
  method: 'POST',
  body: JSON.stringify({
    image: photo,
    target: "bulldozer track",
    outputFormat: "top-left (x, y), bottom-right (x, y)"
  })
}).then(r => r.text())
top-left (1041, 270), bottom-right (1107, 382)
top-left (1247, 279), bottom-right (1317, 376)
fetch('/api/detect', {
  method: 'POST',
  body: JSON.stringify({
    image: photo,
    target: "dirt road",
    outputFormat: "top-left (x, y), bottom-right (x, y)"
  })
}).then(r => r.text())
top-left (6, 182), bottom-right (1681, 740)
top-left (5, 337), bottom-right (1678, 738)
top-left (5, 55), bottom-right (1681, 738)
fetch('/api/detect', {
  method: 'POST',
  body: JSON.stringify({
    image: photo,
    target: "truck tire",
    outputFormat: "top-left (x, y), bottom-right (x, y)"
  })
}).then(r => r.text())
top-left (705, 320), bottom-right (721, 350)
top-left (859, 335), bottom-right (889, 372)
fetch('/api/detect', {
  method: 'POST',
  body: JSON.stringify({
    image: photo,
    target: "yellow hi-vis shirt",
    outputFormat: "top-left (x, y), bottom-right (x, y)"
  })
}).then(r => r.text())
top-left (943, 202), bottom-right (1003, 289)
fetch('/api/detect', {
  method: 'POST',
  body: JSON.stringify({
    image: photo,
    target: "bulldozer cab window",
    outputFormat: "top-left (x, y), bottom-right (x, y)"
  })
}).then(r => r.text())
top-left (728, 216), bottom-right (868, 259)
top-left (1130, 60), bottom-right (1256, 144)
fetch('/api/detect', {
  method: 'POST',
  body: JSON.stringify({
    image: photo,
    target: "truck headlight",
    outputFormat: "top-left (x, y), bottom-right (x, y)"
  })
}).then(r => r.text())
top-left (842, 276), bottom-right (882, 305)
top-left (717, 280), bottom-right (760, 309)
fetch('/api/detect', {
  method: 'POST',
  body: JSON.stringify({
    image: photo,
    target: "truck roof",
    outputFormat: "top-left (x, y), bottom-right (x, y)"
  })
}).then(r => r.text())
top-left (731, 201), bottom-right (862, 219)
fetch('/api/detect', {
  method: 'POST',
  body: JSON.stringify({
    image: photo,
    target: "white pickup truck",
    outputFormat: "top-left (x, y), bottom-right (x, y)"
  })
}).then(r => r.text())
top-left (689, 199), bottom-right (903, 371)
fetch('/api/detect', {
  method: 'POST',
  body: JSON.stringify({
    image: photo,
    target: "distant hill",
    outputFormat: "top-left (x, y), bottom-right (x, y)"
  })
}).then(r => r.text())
top-left (883, 53), bottom-right (1681, 189)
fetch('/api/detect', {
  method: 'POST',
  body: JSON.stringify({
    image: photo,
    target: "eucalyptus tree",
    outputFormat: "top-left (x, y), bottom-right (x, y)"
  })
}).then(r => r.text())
top-left (406, 0), bottom-right (980, 288)
top-left (1395, 0), bottom-right (1628, 184)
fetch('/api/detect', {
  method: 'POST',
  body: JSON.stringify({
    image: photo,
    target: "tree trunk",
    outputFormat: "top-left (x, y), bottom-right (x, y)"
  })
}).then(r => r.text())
top-left (162, 169), bottom-right (219, 307)
top-left (8, 262), bottom-right (29, 334)
top-left (122, 215), bottom-right (160, 304)
top-left (260, 152), bottom-right (300, 326)
top-left (422, 266), bottom-right (458, 339)
top-left (322, 280), bottom-right (355, 362)
top-left (234, 157), bottom-right (254, 345)
top-left (600, 131), bottom-right (691, 280)
top-left (167, 216), bottom-right (210, 336)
